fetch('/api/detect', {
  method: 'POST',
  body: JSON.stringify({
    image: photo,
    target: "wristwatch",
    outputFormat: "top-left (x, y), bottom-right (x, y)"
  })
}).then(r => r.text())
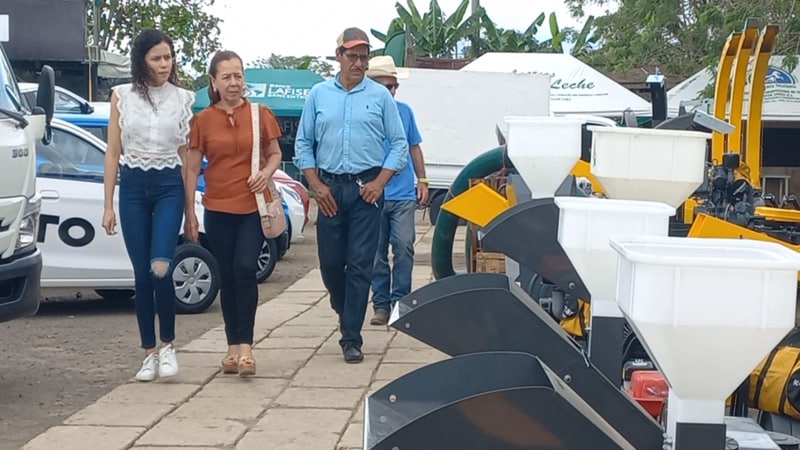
top-left (417, 177), bottom-right (429, 185)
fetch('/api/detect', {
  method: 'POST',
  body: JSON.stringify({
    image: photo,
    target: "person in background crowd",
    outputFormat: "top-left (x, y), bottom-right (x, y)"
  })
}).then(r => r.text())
top-left (101, 28), bottom-right (195, 382)
top-left (294, 27), bottom-right (408, 363)
top-left (184, 50), bottom-right (283, 377)
top-left (365, 56), bottom-right (429, 326)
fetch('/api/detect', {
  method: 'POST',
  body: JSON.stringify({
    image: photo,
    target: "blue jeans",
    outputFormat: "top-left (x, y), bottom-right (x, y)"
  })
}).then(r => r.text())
top-left (316, 169), bottom-right (383, 349)
top-left (119, 165), bottom-right (185, 349)
top-left (371, 200), bottom-right (416, 312)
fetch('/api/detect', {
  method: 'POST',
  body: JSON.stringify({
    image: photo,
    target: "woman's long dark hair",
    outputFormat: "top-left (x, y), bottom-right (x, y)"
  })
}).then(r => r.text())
top-left (130, 28), bottom-right (180, 107)
top-left (207, 50), bottom-right (244, 105)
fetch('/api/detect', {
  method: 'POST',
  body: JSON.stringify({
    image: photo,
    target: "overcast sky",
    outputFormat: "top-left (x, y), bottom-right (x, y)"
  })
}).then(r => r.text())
top-left (208, 0), bottom-right (615, 64)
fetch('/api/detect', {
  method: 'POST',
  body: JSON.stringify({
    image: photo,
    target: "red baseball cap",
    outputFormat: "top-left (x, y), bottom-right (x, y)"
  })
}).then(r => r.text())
top-left (337, 27), bottom-right (371, 49)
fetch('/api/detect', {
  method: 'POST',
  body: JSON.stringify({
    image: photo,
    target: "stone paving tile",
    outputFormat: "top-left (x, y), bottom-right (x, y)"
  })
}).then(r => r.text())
top-left (352, 401), bottom-right (365, 423)
top-left (63, 401), bottom-right (175, 427)
top-left (338, 421), bottom-right (364, 449)
top-left (273, 387), bottom-right (366, 409)
top-left (382, 347), bottom-right (448, 364)
top-left (135, 418), bottom-right (247, 447)
top-left (284, 272), bottom-right (327, 291)
top-left (177, 351), bottom-right (225, 368)
top-left (374, 362), bottom-right (424, 381)
top-left (195, 377), bottom-right (288, 400)
top-left (181, 338), bottom-right (230, 353)
top-left (291, 355), bottom-right (380, 388)
top-left (390, 331), bottom-right (436, 349)
top-left (236, 430), bottom-right (341, 450)
top-left (157, 365), bottom-right (218, 385)
top-left (22, 425), bottom-right (145, 450)
top-left (168, 395), bottom-right (267, 421)
top-left (253, 407), bottom-right (351, 433)
top-left (247, 347), bottom-right (316, 378)
top-left (131, 447), bottom-right (223, 450)
top-left (268, 290), bottom-right (328, 304)
top-left (257, 336), bottom-right (326, 349)
top-left (268, 324), bottom-right (336, 338)
top-left (96, 383), bottom-right (200, 404)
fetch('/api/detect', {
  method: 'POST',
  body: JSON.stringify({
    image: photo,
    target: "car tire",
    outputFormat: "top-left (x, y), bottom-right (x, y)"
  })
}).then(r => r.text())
top-left (428, 190), bottom-right (446, 226)
top-left (172, 243), bottom-right (220, 314)
top-left (95, 289), bottom-right (134, 301)
top-left (256, 238), bottom-right (278, 284)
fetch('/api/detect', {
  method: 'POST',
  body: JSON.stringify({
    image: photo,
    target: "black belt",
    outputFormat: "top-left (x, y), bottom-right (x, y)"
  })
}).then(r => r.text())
top-left (318, 167), bottom-right (380, 183)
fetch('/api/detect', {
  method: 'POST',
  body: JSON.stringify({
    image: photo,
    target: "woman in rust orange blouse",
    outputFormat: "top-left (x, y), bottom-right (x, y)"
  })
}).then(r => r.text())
top-left (184, 50), bottom-right (282, 377)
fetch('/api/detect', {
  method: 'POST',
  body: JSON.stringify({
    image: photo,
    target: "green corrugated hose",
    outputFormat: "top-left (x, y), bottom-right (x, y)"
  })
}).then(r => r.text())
top-left (431, 146), bottom-right (515, 280)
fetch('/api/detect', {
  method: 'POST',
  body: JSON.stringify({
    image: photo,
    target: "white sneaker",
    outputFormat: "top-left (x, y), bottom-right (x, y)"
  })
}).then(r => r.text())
top-left (135, 353), bottom-right (158, 382)
top-left (158, 344), bottom-right (179, 378)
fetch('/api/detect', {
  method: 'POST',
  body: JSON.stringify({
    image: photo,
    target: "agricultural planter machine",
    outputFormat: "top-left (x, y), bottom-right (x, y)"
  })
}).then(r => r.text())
top-left (361, 19), bottom-right (800, 450)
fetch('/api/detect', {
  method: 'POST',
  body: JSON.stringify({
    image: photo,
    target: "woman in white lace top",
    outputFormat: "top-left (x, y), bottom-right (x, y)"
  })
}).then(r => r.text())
top-left (101, 29), bottom-right (195, 382)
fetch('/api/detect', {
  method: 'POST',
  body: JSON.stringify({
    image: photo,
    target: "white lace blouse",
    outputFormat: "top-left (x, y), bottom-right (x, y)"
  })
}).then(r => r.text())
top-left (112, 82), bottom-right (195, 170)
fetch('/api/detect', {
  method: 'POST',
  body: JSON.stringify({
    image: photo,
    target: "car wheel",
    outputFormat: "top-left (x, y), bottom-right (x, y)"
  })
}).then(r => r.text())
top-left (172, 243), bottom-right (220, 314)
top-left (95, 289), bottom-right (134, 301)
top-left (256, 238), bottom-right (278, 284)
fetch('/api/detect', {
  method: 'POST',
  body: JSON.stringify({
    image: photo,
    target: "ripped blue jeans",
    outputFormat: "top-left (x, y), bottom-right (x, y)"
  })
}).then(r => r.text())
top-left (119, 165), bottom-right (185, 349)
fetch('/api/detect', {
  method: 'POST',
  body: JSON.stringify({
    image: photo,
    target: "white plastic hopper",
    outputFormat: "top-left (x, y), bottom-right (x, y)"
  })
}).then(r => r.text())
top-left (504, 116), bottom-right (583, 198)
top-left (553, 197), bottom-right (675, 317)
top-left (588, 126), bottom-right (709, 208)
top-left (610, 235), bottom-right (800, 441)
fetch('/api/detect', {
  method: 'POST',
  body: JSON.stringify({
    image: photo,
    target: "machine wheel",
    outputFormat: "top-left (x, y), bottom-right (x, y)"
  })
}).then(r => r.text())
top-left (172, 243), bottom-right (220, 314)
top-left (256, 238), bottom-right (279, 284)
top-left (428, 190), bottom-right (446, 226)
top-left (95, 289), bottom-right (134, 301)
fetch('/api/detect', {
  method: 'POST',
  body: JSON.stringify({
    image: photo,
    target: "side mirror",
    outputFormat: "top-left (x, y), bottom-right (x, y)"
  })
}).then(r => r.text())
top-left (36, 65), bottom-right (55, 145)
top-left (80, 102), bottom-right (95, 114)
top-left (36, 65), bottom-right (55, 123)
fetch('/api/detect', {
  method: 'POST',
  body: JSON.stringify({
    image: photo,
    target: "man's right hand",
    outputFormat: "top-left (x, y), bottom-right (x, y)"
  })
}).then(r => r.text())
top-left (312, 182), bottom-right (337, 217)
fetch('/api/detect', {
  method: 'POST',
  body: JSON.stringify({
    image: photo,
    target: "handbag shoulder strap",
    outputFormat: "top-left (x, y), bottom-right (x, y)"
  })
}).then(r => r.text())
top-left (250, 103), bottom-right (269, 217)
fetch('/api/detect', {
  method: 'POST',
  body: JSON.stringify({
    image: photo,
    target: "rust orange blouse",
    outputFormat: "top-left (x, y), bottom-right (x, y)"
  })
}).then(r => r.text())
top-left (189, 99), bottom-right (282, 214)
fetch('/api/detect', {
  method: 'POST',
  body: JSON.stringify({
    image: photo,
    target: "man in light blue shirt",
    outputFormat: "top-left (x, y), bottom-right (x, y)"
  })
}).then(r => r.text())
top-left (364, 56), bottom-right (429, 326)
top-left (294, 27), bottom-right (408, 364)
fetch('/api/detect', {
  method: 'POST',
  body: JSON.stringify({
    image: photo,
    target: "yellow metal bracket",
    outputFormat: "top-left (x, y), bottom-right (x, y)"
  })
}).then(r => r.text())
top-left (728, 20), bottom-right (760, 155)
top-left (744, 25), bottom-right (779, 189)
top-left (712, 32), bottom-right (742, 164)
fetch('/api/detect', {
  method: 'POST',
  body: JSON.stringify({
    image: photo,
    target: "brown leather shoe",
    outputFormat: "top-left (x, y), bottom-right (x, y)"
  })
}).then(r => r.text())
top-left (370, 309), bottom-right (390, 326)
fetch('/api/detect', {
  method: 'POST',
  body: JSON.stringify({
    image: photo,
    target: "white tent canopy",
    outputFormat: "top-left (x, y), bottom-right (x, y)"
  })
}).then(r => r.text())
top-left (668, 55), bottom-right (800, 122)
top-left (460, 52), bottom-right (653, 117)
top-left (97, 50), bottom-right (131, 79)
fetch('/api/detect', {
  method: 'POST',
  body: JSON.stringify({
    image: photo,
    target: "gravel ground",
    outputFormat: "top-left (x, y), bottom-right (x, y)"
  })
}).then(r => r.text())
top-left (0, 210), bottom-right (320, 450)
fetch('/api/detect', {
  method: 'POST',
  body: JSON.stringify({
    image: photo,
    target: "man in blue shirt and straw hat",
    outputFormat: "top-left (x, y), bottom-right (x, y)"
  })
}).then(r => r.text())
top-left (365, 56), bottom-right (429, 326)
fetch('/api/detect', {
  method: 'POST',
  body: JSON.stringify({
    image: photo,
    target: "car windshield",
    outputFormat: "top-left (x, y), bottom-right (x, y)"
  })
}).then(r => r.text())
top-left (0, 43), bottom-right (22, 112)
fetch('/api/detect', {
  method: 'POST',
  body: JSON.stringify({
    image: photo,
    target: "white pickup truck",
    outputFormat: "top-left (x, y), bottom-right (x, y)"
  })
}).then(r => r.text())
top-left (0, 40), bottom-right (54, 322)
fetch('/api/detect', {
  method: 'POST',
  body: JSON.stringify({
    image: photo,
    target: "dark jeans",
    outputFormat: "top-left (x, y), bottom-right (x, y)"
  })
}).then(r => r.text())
top-left (204, 209), bottom-right (264, 345)
top-left (317, 168), bottom-right (383, 349)
top-left (372, 200), bottom-right (416, 312)
top-left (118, 165), bottom-right (185, 349)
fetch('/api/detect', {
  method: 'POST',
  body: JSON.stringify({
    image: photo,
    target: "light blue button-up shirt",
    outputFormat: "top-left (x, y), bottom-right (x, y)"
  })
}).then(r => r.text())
top-left (293, 74), bottom-right (408, 175)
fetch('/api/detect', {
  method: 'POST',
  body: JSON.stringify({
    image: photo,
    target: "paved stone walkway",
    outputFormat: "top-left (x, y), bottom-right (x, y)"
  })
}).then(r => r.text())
top-left (22, 225), bottom-right (465, 450)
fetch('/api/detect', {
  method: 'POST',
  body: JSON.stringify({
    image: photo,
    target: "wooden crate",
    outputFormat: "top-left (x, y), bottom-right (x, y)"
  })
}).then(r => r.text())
top-left (474, 251), bottom-right (506, 273)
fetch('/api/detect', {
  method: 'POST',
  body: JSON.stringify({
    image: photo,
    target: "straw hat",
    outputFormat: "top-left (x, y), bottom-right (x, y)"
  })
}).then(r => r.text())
top-left (366, 55), bottom-right (409, 80)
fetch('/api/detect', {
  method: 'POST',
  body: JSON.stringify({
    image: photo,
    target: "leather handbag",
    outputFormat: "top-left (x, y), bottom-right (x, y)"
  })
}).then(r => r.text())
top-left (250, 103), bottom-right (286, 239)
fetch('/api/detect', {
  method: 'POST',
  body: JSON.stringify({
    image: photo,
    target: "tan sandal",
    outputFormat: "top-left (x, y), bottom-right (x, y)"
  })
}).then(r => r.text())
top-left (221, 355), bottom-right (238, 374)
top-left (238, 355), bottom-right (256, 377)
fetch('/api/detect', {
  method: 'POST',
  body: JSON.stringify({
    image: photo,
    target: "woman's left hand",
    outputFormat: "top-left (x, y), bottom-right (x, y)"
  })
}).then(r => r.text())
top-left (248, 170), bottom-right (269, 193)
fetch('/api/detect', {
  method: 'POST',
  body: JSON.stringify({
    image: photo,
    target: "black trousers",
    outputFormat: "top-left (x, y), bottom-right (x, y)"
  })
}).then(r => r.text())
top-left (204, 209), bottom-right (264, 345)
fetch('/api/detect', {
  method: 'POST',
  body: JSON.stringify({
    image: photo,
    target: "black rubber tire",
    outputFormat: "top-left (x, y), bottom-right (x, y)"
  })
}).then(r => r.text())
top-left (172, 243), bottom-right (220, 314)
top-left (95, 289), bottom-right (134, 301)
top-left (256, 238), bottom-right (279, 284)
top-left (428, 190), bottom-right (446, 226)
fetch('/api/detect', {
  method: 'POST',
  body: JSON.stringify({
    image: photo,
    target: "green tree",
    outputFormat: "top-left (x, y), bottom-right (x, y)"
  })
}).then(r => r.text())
top-left (250, 55), bottom-right (335, 78)
top-left (391, 0), bottom-right (481, 57)
top-left (90, 0), bottom-right (222, 80)
top-left (563, 0), bottom-right (800, 79)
